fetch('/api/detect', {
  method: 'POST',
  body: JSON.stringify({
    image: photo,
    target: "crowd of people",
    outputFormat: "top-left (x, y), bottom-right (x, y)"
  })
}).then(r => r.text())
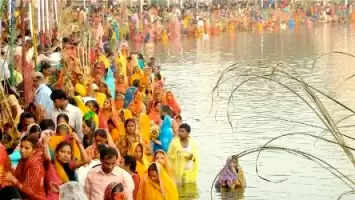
top-left (5, 0), bottom-right (355, 199)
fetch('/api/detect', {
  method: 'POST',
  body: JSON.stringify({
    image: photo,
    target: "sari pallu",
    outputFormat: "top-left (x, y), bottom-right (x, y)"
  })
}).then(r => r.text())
top-left (48, 136), bottom-right (82, 162)
top-left (162, 92), bottom-right (181, 117)
top-left (136, 163), bottom-right (178, 200)
top-left (124, 87), bottom-right (137, 108)
top-left (15, 150), bottom-right (46, 200)
top-left (168, 137), bottom-right (200, 185)
top-left (98, 99), bottom-right (120, 131)
top-left (127, 143), bottom-right (149, 178)
top-left (104, 182), bottom-right (125, 200)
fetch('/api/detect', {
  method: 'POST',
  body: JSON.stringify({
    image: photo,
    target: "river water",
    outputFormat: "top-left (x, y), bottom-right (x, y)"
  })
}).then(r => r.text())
top-left (147, 24), bottom-right (355, 200)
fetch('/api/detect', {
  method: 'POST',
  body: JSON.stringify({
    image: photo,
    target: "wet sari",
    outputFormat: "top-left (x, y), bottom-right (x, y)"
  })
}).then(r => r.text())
top-left (168, 137), bottom-right (200, 184)
top-left (215, 157), bottom-right (246, 189)
top-left (136, 163), bottom-right (178, 200)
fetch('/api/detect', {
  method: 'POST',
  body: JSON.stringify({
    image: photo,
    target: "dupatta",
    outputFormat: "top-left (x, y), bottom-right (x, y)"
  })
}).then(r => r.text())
top-left (128, 143), bottom-right (149, 177)
top-left (136, 163), bottom-right (178, 200)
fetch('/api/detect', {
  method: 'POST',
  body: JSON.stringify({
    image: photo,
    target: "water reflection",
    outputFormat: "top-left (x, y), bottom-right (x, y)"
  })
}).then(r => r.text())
top-left (216, 188), bottom-right (245, 200)
top-left (178, 183), bottom-right (200, 200)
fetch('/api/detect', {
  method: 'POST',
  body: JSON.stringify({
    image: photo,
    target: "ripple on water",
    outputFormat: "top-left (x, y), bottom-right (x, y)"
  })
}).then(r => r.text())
top-left (153, 25), bottom-right (355, 200)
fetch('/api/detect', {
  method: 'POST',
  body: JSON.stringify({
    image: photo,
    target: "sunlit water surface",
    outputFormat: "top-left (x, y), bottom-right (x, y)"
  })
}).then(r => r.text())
top-left (142, 24), bottom-right (355, 200)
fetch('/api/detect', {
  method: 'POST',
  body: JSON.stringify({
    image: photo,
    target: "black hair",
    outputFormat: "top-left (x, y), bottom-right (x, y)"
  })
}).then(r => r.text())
top-left (55, 141), bottom-right (72, 153)
top-left (57, 113), bottom-right (70, 124)
top-left (39, 119), bottom-right (55, 131)
top-left (124, 118), bottom-right (136, 129)
top-left (175, 115), bottom-right (182, 121)
top-left (50, 89), bottom-right (68, 101)
top-left (18, 112), bottom-right (36, 131)
top-left (40, 61), bottom-right (51, 73)
top-left (112, 183), bottom-right (124, 193)
top-left (138, 53), bottom-right (144, 60)
top-left (161, 105), bottom-right (172, 117)
top-left (154, 73), bottom-right (162, 81)
top-left (21, 135), bottom-right (39, 147)
top-left (94, 129), bottom-right (107, 138)
top-left (179, 123), bottom-right (191, 133)
top-left (99, 146), bottom-right (118, 160)
top-left (28, 125), bottom-right (41, 135)
top-left (83, 119), bottom-right (96, 131)
top-left (132, 79), bottom-right (140, 88)
top-left (148, 163), bottom-right (158, 173)
top-left (68, 97), bottom-right (78, 107)
top-left (123, 155), bottom-right (137, 172)
top-left (85, 100), bottom-right (99, 113)
top-left (107, 119), bottom-right (117, 128)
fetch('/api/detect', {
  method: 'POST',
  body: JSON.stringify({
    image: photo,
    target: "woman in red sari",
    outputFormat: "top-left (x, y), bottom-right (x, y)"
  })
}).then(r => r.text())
top-left (7, 135), bottom-right (46, 200)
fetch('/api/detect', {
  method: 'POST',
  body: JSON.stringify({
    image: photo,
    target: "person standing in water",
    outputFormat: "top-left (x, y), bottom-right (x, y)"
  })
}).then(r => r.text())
top-left (168, 123), bottom-right (200, 185)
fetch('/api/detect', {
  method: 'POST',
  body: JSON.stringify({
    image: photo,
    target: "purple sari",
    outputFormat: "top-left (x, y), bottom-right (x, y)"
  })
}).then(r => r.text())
top-left (216, 158), bottom-right (238, 188)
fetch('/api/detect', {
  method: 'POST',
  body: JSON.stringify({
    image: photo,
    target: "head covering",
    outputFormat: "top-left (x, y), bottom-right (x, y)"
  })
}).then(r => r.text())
top-left (136, 163), bottom-right (179, 200)
top-left (59, 181), bottom-right (88, 200)
top-left (104, 182), bottom-right (124, 200)
top-left (123, 87), bottom-right (137, 108)
top-left (216, 157), bottom-right (238, 188)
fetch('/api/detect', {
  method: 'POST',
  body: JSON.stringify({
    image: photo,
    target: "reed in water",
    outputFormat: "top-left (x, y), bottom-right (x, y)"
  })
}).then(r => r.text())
top-left (211, 51), bottom-right (355, 199)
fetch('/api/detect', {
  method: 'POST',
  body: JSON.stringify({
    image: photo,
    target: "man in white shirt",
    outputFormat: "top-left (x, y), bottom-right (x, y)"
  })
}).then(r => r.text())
top-left (85, 146), bottom-right (134, 200)
top-left (49, 89), bottom-right (83, 140)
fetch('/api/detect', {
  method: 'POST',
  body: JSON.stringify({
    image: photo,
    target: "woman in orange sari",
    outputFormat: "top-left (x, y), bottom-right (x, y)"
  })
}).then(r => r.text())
top-left (8, 135), bottom-right (47, 200)
top-left (99, 98), bottom-right (120, 131)
top-left (129, 92), bottom-right (146, 118)
top-left (116, 74), bottom-right (129, 94)
top-left (148, 101), bottom-right (161, 125)
top-left (163, 91), bottom-right (181, 117)
top-left (136, 163), bottom-right (178, 200)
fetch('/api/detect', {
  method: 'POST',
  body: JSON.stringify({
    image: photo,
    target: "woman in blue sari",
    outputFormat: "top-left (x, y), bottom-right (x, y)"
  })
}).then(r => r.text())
top-left (153, 106), bottom-right (174, 152)
top-left (123, 80), bottom-right (138, 108)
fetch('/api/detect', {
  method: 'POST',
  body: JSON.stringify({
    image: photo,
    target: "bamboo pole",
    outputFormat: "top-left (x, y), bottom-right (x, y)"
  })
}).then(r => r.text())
top-left (45, 0), bottom-right (49, 33)
top-left (37, 0), bottom-right (41, 33)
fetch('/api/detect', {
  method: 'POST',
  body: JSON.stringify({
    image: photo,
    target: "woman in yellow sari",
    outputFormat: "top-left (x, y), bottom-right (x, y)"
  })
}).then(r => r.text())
top-left (128, 143), bottom-right (149, 177)
top-left (154, 150), bottom-right (175, 179)
top-left (137, 163), bottom-right (179, 200)
top-left (48, 123), bottom-right (82, 162)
